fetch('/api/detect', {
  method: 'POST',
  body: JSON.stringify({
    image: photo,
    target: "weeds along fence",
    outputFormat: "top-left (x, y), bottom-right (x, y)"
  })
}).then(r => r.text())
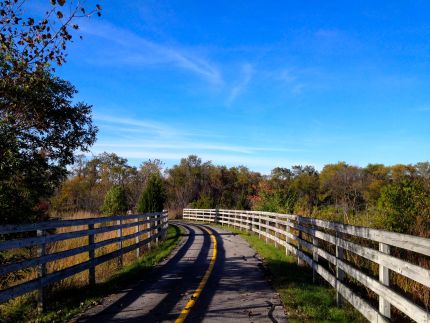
top-left (0, 211), bottom-right (168, 311)
top-left (183, 208), bottom-right (430, 323)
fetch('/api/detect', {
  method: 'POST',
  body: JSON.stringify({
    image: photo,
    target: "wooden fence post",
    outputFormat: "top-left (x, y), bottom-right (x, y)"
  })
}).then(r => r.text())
top-left (117, 219), bottom-right (123, 267)
top-left (155, 214), bottom-right (159, 246)
top-left (165, 212), bottom-right (169, 237)
top-left (275, 217), bottom-right (279, 248)
top-left (285, 221), bottom-right (291, 256)
top-left (135, 218), bottom-right (140, 258)
top-left (161, 212), bottom-right (167, 239)
top-left (297, 230), bottom-right (305, 266)
top-left (265, 217), bottom-right (269, 243)
top-left (147, 216), bottom-right (152, 251)
top-left (312, 236), bottom-right (319, 283)
top-left (258, 214), bottom-right (261, 238)
top-left (379, 242), bottom-right (391, 318)
top-left (88, 224), bottom-right (96, 285)
top-left (336, 231), bottom-right (345, 306)
top-left (37, 229), bottom-right (46, 313)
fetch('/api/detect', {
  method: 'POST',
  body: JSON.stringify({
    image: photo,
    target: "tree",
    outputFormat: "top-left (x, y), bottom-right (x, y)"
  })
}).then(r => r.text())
top-left (290, 165), bottom-right (319, 214)
top-left (51, 153), bottom-right (143, 215)
top-left (319, 162), bottom-right (364, 222)
top-left (101, 185), bottom-right (128, 216)
top-left (128, 159), bottom-right (164, 211)
top-left (0, 1), bottom-right (101, 223)
top-left (137, 174), bottom-right (166, 213)
top-left (362, 164), bottom-right (389, 205)
top-left (165, 155), bottom-right (209, 212)
top-left (1, 76), bottom-right (97, 223)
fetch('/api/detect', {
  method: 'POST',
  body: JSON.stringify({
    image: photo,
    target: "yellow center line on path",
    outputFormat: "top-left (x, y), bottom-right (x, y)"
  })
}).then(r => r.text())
top-left (175, 226), bottom-right (217, 323)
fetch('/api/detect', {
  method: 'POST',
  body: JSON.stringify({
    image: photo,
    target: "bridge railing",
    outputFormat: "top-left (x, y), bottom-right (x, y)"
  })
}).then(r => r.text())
top-left (183, 208), bottom-right (430, 323)
top-left (0, 211), bottom-right (168, 310)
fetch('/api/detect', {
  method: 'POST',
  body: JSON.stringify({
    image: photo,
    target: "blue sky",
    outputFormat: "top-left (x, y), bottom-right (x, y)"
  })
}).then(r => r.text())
top-left (53, 1), bottom-right (430, 173)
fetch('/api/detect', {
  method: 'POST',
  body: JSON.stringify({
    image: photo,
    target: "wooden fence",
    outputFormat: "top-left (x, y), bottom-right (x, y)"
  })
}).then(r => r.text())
top-left (0, 211), bottom-right (168, 310)
top-left (183, 208), bottom-right (430, 323)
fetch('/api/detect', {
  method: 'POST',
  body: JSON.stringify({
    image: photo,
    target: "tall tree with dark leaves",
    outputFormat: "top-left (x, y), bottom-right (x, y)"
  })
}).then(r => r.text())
top-left (0, 1), bottom-right (101, 223)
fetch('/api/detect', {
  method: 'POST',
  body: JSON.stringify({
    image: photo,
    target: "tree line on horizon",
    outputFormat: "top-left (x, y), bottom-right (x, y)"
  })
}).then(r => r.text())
top-left (49, 153), bottom-right (430, 237)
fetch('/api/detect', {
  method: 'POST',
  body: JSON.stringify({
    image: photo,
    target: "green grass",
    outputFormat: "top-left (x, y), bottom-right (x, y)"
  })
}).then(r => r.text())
top-left (218, 225), bottom-right (365, 323)
top-left (0, 224), bottom-right (184, 323)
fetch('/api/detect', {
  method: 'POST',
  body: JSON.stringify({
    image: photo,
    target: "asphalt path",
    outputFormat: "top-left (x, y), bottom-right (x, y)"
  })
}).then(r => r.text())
top-left (74, 223), bottom-right (287, 322)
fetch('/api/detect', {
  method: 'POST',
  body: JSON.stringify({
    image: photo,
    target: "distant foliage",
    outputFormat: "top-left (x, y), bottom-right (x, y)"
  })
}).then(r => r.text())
top-left (50, 154), bottom-right (163, 215)
top-left (137, 174), bottom-right (166, 213)
top-left (254, 188), bottom-right (297, 214)
top-left (101, 185), bottom-right (128, 216)
top-left (236, 192), bottom-right (251, 210)
top-left (191, 193), bottom-right (213, 209)
top-left (165, 155), bottom-right (260, 214)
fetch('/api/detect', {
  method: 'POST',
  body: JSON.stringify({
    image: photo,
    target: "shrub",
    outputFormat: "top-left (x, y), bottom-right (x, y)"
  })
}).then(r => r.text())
top-left (191, 193), bottom-right (213, 209)
top-left (377, 179), bottom-right (425, 233)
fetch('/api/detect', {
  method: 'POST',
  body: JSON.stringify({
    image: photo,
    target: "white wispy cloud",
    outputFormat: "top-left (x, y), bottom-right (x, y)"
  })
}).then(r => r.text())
top-left (226, 63), bottom-right (254, 105)
top-left (95, 141), bottom-right (304, 155)
top-left (278, 68), bottom-right (306, 95)
top-left (94, 114), bottom-right (178, 137)
top-left (80, 22), bottom-right (222, 84)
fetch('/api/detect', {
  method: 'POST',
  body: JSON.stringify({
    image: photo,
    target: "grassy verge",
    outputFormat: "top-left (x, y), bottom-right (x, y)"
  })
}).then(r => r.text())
top-left (218, 225), bottom-right (365, 323)
top-left (1, 224), bottom-right (184, 323)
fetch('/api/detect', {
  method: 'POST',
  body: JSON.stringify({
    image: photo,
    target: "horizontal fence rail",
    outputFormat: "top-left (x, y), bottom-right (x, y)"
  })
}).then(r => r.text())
top-left (0, 211), bottom-right (168, 309)
top-left (183, 208), bottom-right (430, 323)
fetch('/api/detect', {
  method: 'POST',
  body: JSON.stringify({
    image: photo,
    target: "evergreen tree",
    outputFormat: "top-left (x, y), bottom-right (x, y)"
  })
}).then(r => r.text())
top-left (137, 174), bottom-right (166, 213)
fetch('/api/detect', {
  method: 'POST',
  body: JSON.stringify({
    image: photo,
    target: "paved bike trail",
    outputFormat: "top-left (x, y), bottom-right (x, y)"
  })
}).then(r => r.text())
top-left (73, 223), bottom-right (286, 322)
